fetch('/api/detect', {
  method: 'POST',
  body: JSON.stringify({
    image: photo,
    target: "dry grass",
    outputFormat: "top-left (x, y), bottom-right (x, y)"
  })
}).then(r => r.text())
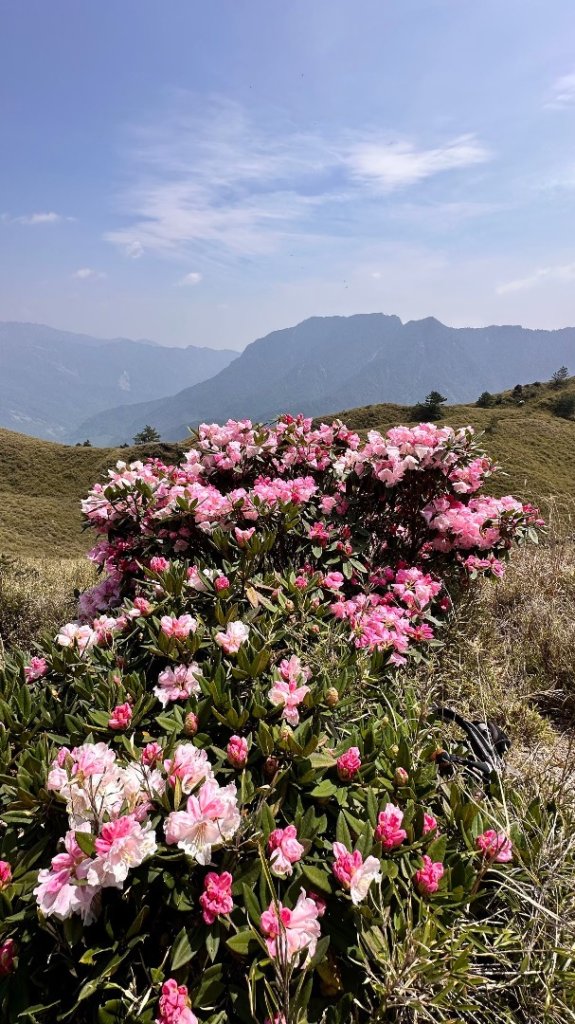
top-left (0, 554), bottom-right (96, 653)
top-left (417, 504), bottom-right (575, 755)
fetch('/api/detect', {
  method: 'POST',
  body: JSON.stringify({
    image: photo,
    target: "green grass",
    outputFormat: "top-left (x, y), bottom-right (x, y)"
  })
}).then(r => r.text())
top-left (0, 428), bottom-right (184, 559)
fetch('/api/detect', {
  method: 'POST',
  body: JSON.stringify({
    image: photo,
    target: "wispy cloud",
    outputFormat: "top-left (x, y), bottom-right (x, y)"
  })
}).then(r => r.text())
top-left (545, 72), bottom-right (575, 109)
top-left (497, 263), bottom-right (575, 294)
top-left (104, 96), bottom-right (491, 263)
top-left (2, 211), bottom-right (73, 225)
top-left (345, 135), bottom-right (491, 191)
top-left (72, 267), bottom-right (107, 280)
top-left (177, 271), bottom-right (202, 286)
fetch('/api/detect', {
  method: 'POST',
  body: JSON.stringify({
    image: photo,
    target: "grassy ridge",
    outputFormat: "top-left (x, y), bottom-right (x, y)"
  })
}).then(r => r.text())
top-left (0, 429), bottom-right (183, 558)
top-left (2, 378), bottom-right (575, 558)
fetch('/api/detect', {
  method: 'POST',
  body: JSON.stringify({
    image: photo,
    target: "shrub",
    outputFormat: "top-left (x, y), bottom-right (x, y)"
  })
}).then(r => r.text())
top-left (552, 394), bottom-right (575, 420)
top-left (2, 416), bottom-right (566, 1024)
top-left (476, 391), bottom-right (494, 408)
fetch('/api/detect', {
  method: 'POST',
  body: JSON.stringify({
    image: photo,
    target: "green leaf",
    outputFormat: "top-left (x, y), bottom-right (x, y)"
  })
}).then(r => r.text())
top-left (75, 831), bottom-right (96, 856)
top-left (301, 864), bottom-right (332, 894)
top-left (171, 926), bottom-right (194, 970)
top-left (226, 929), bottom-right (258, 955)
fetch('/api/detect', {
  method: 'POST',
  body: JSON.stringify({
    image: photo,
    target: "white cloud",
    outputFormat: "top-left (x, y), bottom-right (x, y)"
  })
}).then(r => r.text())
top-left (73, 267), bottom-right (107, 280)
top-left (345, 134), bottom-right (491, 191)
top-left (125, 240), bottom-right (144, 258)
top-left (3, 211), bottom-right (72, 225)
top-left (104, 97), bottom-right (491, 261)
top-left (545, 72), bottom-right (575, 109)
top-left (497, 263), bottom-right (575, 294)
top-left (178, 271), bottom-right (202, 286)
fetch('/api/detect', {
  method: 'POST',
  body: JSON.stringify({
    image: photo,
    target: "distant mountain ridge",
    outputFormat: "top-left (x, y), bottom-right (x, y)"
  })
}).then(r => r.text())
top-left (0, 322), bottom-right (238, 441)
top-left (75, 313), bottom-right (575, 445)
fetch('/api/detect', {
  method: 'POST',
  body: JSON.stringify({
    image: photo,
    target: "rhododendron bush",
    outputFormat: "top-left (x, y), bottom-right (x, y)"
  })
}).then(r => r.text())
top-left (0, 415), bottom-right (563, 1024)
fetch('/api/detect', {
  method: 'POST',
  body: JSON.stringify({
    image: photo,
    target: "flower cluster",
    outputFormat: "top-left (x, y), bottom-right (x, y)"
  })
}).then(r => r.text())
top-left (0, 415), bottom-right (537, 1023)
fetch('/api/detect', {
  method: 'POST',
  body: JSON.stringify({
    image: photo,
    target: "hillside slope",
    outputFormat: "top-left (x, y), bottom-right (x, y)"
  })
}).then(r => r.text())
top-left (0, 428), bottom-right (184, 559)
top-left (0, 321), bottom-right (238, 441)
top-left (75, 314), bottom-right (575, 445)
top-left (3, 379), bottom-right (575, 560)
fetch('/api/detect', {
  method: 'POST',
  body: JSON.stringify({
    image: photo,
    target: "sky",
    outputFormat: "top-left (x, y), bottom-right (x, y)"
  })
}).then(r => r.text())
top-left (1, 0), bottom-right (575, 349)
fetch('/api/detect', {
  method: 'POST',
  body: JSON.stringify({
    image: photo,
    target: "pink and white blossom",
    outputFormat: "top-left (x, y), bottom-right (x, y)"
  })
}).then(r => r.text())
top-left (164, 778), bottom-right (241, 864)
top-left (214, 620), bottom-right (250, 654)
top-left (332, 842), bottom-right (381, 904)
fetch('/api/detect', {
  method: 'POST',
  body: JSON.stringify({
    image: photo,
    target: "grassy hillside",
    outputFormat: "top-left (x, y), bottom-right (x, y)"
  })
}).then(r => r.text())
top-left (2, 376), bottom-right (574, 559)
top-left (0, 429), bottom-right (184, 558)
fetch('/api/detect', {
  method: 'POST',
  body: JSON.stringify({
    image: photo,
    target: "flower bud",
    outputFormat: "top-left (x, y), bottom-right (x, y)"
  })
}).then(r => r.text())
top-left (227, 735), bottom-right (248, 769)
top-left (279, 724), bottom-right (292, 743)
top-left (184, 711), bottom-right (199, 737)
top-left (389, 743), bottom-right (399, 757)
top-left (0, 862), bottom-right (12, 891)
top-left (394, 767), bottom-right (409, 786)
top-left (325, 687), bottom-right (339, 707)
top-left (264, 756), bottom-right (280, 777)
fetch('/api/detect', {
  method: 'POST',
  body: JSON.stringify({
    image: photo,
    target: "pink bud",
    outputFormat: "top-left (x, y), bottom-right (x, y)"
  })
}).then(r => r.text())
top-left (227, 735), bottom-right (248, 768)
top-left (108, 702), bottom-right (132, 731)
top-left (0, 938), bottom-right (15, 976)
top-left (394, 767), bottom-right (409, 786)
top-left (0, 862), bottom-right (12, 890)
top-left (337, 747), bottom-right (361, 782)
top-left (215, 575), bottom-right (230, 592)
top-left (184, 711), bottom-right (198, 736)
top-left (141, 742), bottom-right (163, 767)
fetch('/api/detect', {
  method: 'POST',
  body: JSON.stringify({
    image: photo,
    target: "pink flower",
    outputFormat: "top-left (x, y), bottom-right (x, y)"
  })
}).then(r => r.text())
top-left (414, 855), bottom-right (444, 895)
top-left (476, 830), bottom-right (513, 863)
top-left (89, 814), bottom-right (157, 889)
top-left (199, 870), bottom-right (234, 924)
top-left (260, 889), bottom-right (321, 963)
top-left (215, 575), bottom-right (230, 591)
top-left (332, 842), bottom-right (381, 904)
top-left (337, 747), bottom-right (361, 782)
top-left (423, 813), bottom-right (438, 835)
top-left (268, 676), bottom-right (310, 726)
top-left (34, 830), bottom-right (99, 923)
top-left (322, 571), bottom-right (344, 590)
top-left (154, 663), bottom-right (201, 707)
top-left (108, 702), bottom-right (132, 730)
top-left (374, 803), bottom-right (407, 850)
top-left (56, 622), bottom-right (96, 654)
top-left (215, 620), bottom-right (250, 654)
top-left (164, 744), bottom-right (213, 792)
top-left (160, 614), bottom-right (197, 639)
top-left (24, 656), bottom-right (48, 682)
top-left (227, 735), bottom-right (248, 768)
top-left (149, 556), bottom-right (170, 573)
top-left (267, 825), bottom-right (305, 877)
top-left (141, 742), bottom-right (163, 767)
top-left (307, 891), bottom-right (327, 917)
top-left (0, 861), bottom-right (12, 890)
top-left (0, 938), bottom-right (16, 976)
top-left (156, 979), bottom-right (198, 1024)
top-left (234, 526), bottom-right (255, 546)
top-left (164, 778), bottom-right (241, 864)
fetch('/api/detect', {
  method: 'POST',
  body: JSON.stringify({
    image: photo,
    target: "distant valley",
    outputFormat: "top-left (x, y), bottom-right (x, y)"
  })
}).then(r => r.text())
top-left (0, 321), bottom-right (238, 441)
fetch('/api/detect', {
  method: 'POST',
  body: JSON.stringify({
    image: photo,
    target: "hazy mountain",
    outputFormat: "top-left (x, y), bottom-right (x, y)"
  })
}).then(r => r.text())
top-left (74, 314), bottom-right (575, 445)
top-left (0, 322), bottom-right (238, 441)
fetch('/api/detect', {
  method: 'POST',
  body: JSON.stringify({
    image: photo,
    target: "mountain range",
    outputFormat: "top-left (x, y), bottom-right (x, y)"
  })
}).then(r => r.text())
top-left (73, 314), bottom-right (575, 445)
top-left (0, 322), bottom-right (238, 441)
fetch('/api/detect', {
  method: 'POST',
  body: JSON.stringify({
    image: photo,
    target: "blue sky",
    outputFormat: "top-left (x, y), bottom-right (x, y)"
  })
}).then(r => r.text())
top-left (1, 0), bottom-right (575, 348)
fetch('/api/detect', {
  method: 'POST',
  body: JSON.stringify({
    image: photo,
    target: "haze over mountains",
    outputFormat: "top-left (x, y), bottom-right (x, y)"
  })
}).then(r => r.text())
top-left (74, 314), bottom-right (575, 445)
top-left (0, 322), bottom-right (238, 441)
